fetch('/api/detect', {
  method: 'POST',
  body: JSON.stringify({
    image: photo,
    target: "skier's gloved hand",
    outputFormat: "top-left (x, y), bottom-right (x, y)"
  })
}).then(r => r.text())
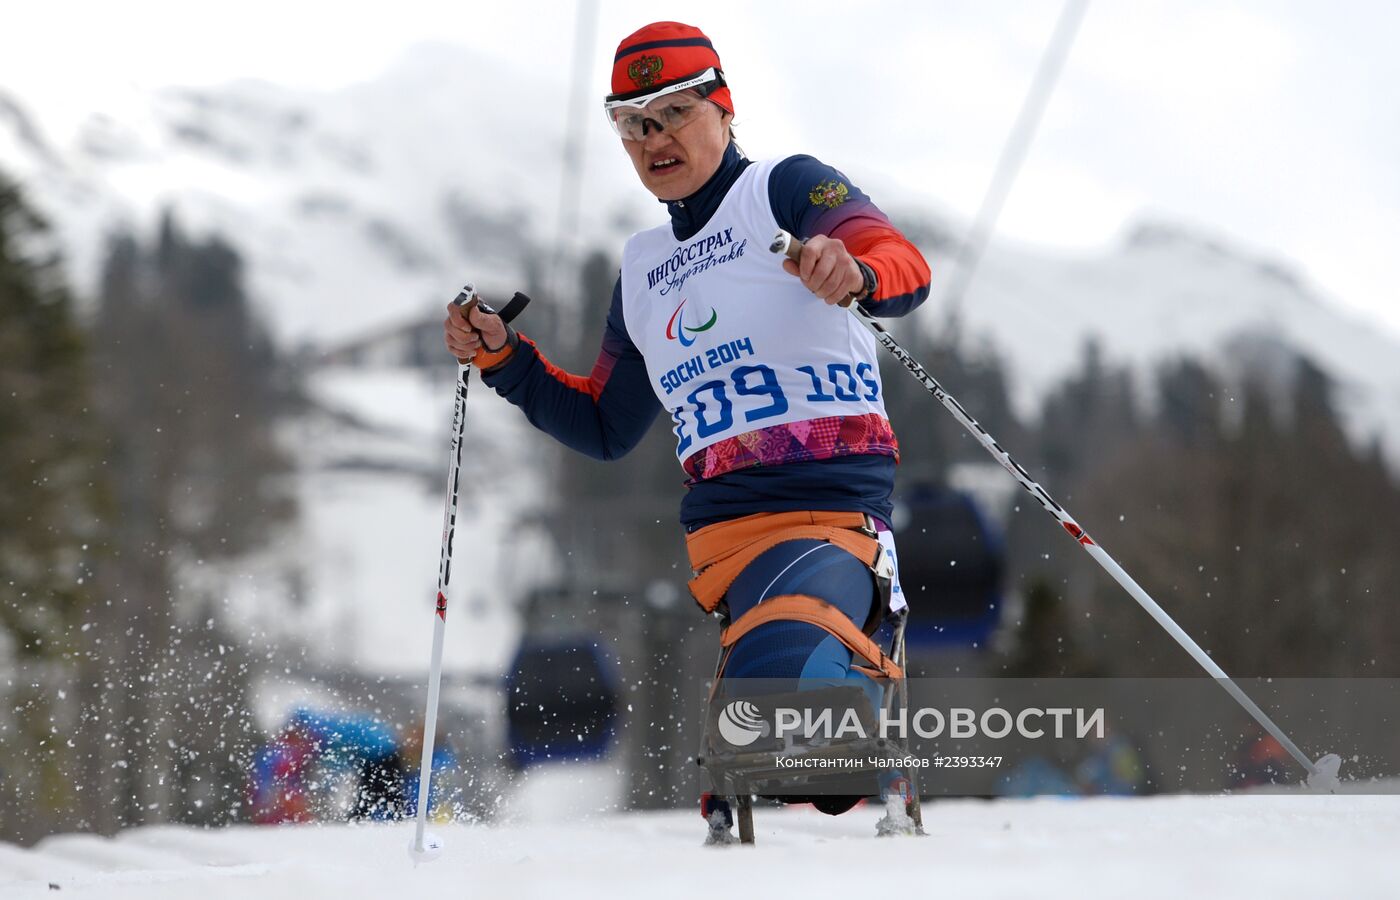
top-left (443, 298), bottom-right (518, 369)
top-left (780, 234), bottom-right (868, 305)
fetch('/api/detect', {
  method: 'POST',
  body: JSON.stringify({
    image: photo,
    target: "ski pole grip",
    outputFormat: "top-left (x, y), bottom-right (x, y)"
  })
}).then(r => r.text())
top-left (452, 284), bottom-right (481, 365)
top-left (451, 284), bottom-right (532, 365)
top-left (769, 230), bottom-right (856, 308)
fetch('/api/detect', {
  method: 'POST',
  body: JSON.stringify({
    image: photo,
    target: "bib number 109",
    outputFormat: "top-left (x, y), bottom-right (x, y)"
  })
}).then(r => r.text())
top-left (670, 362), bottom-right (878, 455)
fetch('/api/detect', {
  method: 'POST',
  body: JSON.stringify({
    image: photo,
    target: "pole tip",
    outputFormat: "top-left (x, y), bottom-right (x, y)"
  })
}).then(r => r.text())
top-left (407, 831), bottom-right (445, 863)
top-left (1305, 753), bottom-right (1342, 793)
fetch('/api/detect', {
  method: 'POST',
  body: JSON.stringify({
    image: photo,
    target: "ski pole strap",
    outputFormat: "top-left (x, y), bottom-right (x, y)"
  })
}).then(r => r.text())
top-left (718, 594), bottom-right (904, 681)
top-left (685, 510), bottom-right (883, 617)
top-left (462, 291), bottom-right (533, 370)
top-left (469, 328), bottom-right (519, 371)
top-left (496, 291), bottom-right (532, 324)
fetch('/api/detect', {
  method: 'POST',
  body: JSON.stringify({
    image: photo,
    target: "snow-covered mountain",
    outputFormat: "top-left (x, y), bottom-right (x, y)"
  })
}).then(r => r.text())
top-left (948, 220), bottom-right (1400, 452)
top-left (0, 43), bottom-right (645, 348)
top-left (4, 42), bottom-right (1397, 454)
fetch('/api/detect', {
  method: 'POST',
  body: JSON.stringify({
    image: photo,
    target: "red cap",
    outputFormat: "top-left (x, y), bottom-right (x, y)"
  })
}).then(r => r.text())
top-left (610, 21), bottom-right (733, 115)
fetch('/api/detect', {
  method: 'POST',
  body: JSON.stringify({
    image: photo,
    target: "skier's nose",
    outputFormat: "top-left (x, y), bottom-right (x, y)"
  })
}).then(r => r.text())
top-left (642, 125), bottom-right (673, 151)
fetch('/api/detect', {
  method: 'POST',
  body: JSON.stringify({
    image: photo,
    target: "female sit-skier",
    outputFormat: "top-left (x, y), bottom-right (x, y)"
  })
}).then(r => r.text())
top-left (443, 21), bottom-right (931, 842)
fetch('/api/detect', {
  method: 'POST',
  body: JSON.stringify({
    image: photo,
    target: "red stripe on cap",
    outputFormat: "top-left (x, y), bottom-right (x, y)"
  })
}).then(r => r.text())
top-left (614, 36), bottom-right (715, 63)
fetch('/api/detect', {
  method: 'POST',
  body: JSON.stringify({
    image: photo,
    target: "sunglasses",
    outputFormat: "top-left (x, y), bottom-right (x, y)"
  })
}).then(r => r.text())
top-left (603, 68), bottom-right (726, 141)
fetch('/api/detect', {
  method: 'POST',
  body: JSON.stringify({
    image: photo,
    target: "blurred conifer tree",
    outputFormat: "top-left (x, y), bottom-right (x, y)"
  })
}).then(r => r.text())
top-left (0, 174), bottom-right (107, 839)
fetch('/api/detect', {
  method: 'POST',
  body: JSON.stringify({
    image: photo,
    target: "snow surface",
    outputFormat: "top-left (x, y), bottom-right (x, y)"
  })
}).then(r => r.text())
top-left (1, 793), bottom-right (1397, 899)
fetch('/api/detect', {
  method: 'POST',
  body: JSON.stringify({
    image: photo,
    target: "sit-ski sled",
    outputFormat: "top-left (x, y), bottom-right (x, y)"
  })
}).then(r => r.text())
top-left (695, 608), bottom-right (925, 845)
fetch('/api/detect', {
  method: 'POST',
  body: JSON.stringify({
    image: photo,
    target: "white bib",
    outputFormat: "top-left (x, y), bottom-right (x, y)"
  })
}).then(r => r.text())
top-left (620, 158), bottom-right (889, 464)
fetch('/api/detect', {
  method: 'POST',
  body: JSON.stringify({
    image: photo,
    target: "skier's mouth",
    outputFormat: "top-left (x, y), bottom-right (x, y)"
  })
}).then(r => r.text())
top-left (650, 156), bottom-right (685, 174)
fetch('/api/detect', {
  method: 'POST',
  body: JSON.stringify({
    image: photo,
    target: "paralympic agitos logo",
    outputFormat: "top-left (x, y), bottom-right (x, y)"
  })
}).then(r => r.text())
top-left (664, 297), bottom-right (718, 347)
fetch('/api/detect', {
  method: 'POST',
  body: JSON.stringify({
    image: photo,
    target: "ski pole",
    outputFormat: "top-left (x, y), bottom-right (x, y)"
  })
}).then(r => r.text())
top-left (410, 286), bottom-right (531, 863)
top-left (770, 230), bottom-right (1342, 791)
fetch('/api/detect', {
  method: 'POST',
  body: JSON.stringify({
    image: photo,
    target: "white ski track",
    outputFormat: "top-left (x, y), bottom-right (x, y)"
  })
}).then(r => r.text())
top-left (1, 794), bottom-right (1397, 899)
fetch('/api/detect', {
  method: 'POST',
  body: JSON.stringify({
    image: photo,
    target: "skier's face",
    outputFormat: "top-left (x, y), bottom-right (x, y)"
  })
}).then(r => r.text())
top-left (621, 99), bottom-right (731, 201)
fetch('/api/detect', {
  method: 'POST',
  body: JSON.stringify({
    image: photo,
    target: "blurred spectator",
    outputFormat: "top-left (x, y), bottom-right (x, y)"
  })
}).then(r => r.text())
top-left (1000, 727), bottom-right (1150, 797)
top-left (1001, 756), bottom-right (1080, 797)
top-left (1074, 728), bottom-right (1150, 795)
top-left (247, 720), bottom-right (319, 823)
top-left (247, 708), bottom-right (406, 822)
top-left (399, 721), bottom-right (461, 821)
top-left (1232, 724), bottom-right (1290, 789)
